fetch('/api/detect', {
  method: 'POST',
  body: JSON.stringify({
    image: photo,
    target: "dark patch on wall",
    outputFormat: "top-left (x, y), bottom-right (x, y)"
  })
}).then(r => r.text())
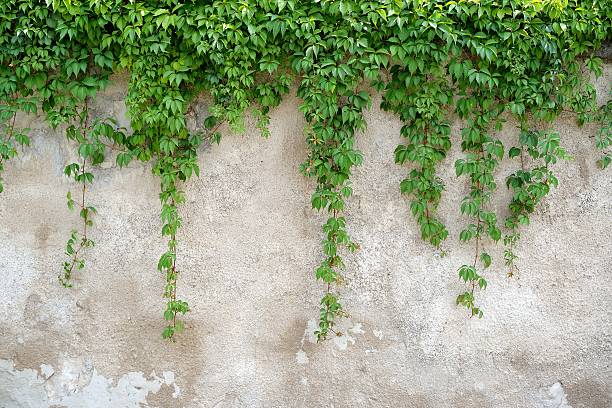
top-left (34, 224), bottom-right (52, 250)
top-left (451, 391), bottom-right (489, 407)
top-left (596, 41), bottom-right (612, 62)
top-left (566, 378), bottom-right (612, 408)
top-left (144, 383), bottom-right (178, 408)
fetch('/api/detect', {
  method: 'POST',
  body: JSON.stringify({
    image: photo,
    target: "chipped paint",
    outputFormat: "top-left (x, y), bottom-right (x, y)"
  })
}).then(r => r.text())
top-left (0, 359), bottom-right (179, 408)
top-left (332, 321), bottom-right (365, 351)
top-left (295, 350), bottom-right (309, 365)
top-left (537, 382), bottom-right (571, 408)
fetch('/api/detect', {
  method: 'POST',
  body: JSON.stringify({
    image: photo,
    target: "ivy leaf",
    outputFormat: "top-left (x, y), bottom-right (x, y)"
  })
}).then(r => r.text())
top-left (508, 147), bottom-right (521, 158)
top-left (480, 252), bottom-right (491, 268)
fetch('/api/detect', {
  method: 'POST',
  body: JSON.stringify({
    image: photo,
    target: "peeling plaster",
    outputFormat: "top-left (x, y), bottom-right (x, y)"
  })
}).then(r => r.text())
top-left (332, 322), bottom-right (365, 351)
top-left (372, 329), bottom-right (384, 340)
top-left (295, 350), bottom-right (309, 365)
top-left (0, 359), bottom-right (179, 408)
top-left (296, 319), bottom-right (365, 364)
top-left (537, 382), bottom-right (572, 408)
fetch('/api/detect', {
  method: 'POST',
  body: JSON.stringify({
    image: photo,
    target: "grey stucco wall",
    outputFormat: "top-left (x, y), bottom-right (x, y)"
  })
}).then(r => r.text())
top-left (0, 67), bottom-right (610, 408)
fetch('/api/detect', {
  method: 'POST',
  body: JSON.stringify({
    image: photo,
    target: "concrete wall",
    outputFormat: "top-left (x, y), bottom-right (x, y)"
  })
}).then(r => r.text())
top-left (0, 67), bottom-right (610, 408)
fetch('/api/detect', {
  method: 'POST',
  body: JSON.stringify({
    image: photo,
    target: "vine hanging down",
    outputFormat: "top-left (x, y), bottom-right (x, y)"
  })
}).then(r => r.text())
top-left (454, 94), bottom-right (504, 317)
top-left (0, 0), bottom-right (609, 339)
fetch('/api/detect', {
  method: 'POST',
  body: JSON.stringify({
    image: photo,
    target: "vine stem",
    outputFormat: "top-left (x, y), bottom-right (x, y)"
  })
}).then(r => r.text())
top-left (326, 207), bottom-right (339, 329)
top-left (471, 150), bottom-right (483, 296)
top-left (423, 124), bottom-right (432, 224)
top-left (205, 121), bottom-right (224, 141)
top-left (0, 110), bottom-right (17, 168)
top-left (421, 122), bottom-right (444, 245)
top-left (472, 206), bottom-right (481, 295)
top-left (99, 140), bottom-right (127, 152)
top-left (81, 157), bottom-right (87, 239)
top-left (470, 111), bottom-right (485, 297)
top-left (167, 146), bottom-right (180, 332)
top-left (6, 109), bottom-right (16, 144)
top-left (170, 194), bottom-right (178, 330)
top-left (508, 236), bottom-right (516, 278)
top-left (81, 101), bottom-right (90, 244)
top-left (68, 157), bottom-right (88, 270)
top-left (63, 102), bottom-right (91, 283)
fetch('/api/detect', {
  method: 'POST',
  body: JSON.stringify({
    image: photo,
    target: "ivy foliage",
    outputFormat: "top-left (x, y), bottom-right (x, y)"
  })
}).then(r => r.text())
top-left (0, 0), bottom-right (610, 339)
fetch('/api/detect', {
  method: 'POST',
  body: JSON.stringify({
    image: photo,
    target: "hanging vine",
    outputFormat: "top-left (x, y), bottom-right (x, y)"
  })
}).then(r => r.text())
top-left (454, 92), bottom-right (504, 317)
top-left (381, 14), bottom-right (453, 248)
top-left (0, 99), bottom-right (33, 193)
top-left (0, 0), bottom-right (610, 340)
top-left (503, 125), bottom-right (570, 277)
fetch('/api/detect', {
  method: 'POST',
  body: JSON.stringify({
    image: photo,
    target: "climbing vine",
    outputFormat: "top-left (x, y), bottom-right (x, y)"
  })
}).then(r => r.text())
top-left (0, 0), bottom-right (610, 340)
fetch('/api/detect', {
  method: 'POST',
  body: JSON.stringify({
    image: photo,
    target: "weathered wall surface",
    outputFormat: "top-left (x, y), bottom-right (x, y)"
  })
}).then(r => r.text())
top-left (0, 67), bottom-right (610, 408)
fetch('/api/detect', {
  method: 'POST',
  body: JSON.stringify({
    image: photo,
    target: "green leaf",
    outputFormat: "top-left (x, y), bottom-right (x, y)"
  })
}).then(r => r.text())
top-left (480, 252), bottom-right (491, 268)
top-left (509, 147), bottom-right (521, 158)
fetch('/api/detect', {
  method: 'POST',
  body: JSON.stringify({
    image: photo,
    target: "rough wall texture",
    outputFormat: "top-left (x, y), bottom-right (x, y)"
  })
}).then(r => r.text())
top-left (0, 67), bottom-right (611, 408)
